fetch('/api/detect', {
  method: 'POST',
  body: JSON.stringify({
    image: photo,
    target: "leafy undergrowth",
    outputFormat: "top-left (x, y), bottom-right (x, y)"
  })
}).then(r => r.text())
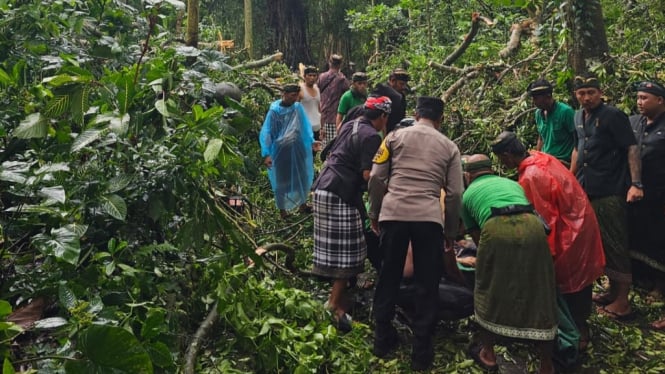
top-left (197, 179), bottom-right (665, 373)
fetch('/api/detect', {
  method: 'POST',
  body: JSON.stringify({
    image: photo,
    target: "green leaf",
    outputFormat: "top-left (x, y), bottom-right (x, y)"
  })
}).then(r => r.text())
top-left (38, 186), bottom-right (66, 204)
top-left (59, 283), bottom-right (77, 309)
top-left (33, 224), bottom-right (87, 265)
top-left (3, 358), bottom-right (15, 374)
top-left (100, 194), bottom-right (127, 221)
top-left (107, 175), bottom-right (131, 193)
top-left (154, 99), bottom-right (169, 117)
top-left (43, 95), bottom-right (70, 118)
top-left (66, 325), bottom-right (153, 373)
top-left (42, 74), bottom-right (90, 87)
top-left (140, 308), bottom-right (165, 340)
top-left (146, 341), bottom-right (173, 368)
top-left (14, 113), bottom-right (48, 139)
top-left (70, 86), bottom-right (91, 125)
top-left (204, 138), bottom-right (223, 162)
top-left (33, 317), bottom-right (68, 329)
top-left (71, 129), bottom-right (102, 152)
top-left (0, 300), bottom-right (11, 318)
top-left (0, 67), bottom-right (13, 87)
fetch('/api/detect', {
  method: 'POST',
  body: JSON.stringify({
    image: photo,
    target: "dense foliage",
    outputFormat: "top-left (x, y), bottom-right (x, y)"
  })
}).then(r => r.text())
top-left (1, 0), bottom-right (665, 373)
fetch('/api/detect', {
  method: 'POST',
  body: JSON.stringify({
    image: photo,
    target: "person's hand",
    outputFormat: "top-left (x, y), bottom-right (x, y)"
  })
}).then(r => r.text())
top-left (263, 156), bottom-right (272, 168)
top-left (457, 257), bottom-right (476, 268)
top-left (312, 141), bottom-right (322, 152)
top-left (627, 185), bottom-right (644, 203)
top-left (370, 219), bottom-right (380, 235)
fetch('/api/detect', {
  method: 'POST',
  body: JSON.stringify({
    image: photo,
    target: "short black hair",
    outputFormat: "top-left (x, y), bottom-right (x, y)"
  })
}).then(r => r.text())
top-left (364, 108), bottom-right (386, 120)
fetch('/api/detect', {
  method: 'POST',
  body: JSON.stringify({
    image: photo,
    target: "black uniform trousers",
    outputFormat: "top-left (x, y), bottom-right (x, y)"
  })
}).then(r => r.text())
top-left (373, 221), bottom-right (444, 341)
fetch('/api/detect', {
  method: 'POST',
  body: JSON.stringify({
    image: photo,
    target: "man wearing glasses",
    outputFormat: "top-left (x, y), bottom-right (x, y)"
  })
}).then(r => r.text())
top-left (628, 81), bottom-right (665, 330)
top-left (571, 74), bottom-right (643, 321)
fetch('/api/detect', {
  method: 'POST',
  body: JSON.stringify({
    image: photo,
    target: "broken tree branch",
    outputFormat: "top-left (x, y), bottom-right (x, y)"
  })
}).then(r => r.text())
top-left (232, 52), bottom-right (283, 70)
top-left (442, 71), bottom-right (480, 103)
top-left (184, 301), bottom-right (219, 374)
top-left (442, 12), bottom-right (489, 66)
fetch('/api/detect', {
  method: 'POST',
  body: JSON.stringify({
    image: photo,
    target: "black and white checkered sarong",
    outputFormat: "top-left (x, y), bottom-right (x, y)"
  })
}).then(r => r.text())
top-left (312, 190), bottom-right (366, 279)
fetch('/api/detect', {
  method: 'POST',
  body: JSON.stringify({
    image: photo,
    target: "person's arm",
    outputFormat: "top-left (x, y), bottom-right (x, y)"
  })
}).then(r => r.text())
top-left (368, 137), bottom-right (391, 232)
top-left (626, 144), bottom-right (644, 202)
top-left (569, 144), bottom-right (578, 174)
top-left (536, 135), bottom-right (543, 151)
top-left (443, 149), bottom-right (463, 241)
top-left (335, 113), bottom-right (344, 131)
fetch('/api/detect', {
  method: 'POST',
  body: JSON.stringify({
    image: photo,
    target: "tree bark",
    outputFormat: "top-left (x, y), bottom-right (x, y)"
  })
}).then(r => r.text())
top-left (566, 0), bottom-right (611, 75)
top-left (185, 0), bottom-right (199, 48)
top-left (244, 0), bottom-right (253, 59)
top-left (267, 0), bottom-right (313, 68)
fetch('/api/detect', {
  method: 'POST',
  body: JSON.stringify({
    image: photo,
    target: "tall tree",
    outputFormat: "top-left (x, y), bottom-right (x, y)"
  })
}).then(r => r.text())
top-left (267, 0), bottom-right (313, 68)
top-left (566, 0), bottom-right (611, 74)
top-left (244, 0), bottom-right (253, 59)
top-left (186, 0), bottom-right (199, 47)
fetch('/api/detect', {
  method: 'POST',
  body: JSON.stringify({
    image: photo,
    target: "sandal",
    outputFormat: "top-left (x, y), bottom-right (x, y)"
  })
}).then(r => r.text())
top-left (333, 312), bottom-right (353, 333)
top-left (592, 292), bottom-right (615, 306)
top-left (467, 343), bottom-right (498, 372)
top-left (597, 305), bottom-right (636, 322)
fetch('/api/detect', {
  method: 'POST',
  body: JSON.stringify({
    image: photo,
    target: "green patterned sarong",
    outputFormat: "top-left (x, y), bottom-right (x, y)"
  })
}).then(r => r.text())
top-left (590, 195), bottom-right (631, 282)
top-left (474, 213), bottom-right (557, 341)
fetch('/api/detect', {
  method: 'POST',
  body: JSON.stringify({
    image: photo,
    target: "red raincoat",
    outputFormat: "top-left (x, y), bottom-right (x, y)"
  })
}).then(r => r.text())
top-left (518, 151), bottom-right (605, 294)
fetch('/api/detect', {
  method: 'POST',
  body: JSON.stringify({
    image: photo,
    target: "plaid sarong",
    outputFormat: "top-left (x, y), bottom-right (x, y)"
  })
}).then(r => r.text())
top-left (321, 122), bottom-right (337, 149)
top-left (312, 190), bottom-right (366, 279)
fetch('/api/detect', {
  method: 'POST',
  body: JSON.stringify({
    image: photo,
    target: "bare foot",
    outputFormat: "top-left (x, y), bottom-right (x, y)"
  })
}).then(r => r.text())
top-left (651, 318), bottom-right (665, 330)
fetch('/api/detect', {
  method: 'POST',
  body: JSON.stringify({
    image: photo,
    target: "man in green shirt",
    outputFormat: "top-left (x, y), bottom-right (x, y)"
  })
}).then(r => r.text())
top-left (461, 154), bottom-right (557, 374)
top-left (336, 72), bottom-right (368, 130)
top-left (527, 79), bottom-right (575, 164)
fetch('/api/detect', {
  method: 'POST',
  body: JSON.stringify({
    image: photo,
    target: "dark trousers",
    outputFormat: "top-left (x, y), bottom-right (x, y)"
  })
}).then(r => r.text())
top-left (373, 221), bottom-right (443, 340)
top-left (561, 285), bottom-right (592, 333)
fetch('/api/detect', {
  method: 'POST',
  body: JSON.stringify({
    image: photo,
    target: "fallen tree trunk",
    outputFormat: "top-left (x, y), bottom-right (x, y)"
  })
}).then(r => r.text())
top-left (232, 52), bottom-right (283, 70)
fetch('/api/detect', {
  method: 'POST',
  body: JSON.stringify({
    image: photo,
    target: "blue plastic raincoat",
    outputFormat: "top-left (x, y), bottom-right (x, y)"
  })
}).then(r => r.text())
top-left (259, 100), bottom-right (314, 210)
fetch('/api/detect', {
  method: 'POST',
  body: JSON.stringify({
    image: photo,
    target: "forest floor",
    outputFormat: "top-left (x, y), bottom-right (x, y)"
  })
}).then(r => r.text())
top-left (265, 209), bottom-right (665, 374)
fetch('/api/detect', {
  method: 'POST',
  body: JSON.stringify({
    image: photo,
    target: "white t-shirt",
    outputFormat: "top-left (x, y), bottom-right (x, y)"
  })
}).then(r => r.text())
top-left (300, 83), bottom-right (321, 132)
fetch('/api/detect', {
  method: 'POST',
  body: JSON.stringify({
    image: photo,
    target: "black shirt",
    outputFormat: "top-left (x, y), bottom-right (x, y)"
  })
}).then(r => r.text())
top-left (630, 113), bottom-right (665, 194)
top-left (573, 103), bottom-right (636, 197)
top-left (312, 118), bottom-right (381, 206)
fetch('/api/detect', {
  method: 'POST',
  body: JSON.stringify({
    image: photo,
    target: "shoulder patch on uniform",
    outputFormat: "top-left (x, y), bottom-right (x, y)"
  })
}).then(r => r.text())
top-left (373, 139), bottom-right (390, 164)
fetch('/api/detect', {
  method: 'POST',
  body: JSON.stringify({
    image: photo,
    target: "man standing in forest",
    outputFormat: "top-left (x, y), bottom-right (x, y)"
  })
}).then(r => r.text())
top-left (368, 96), bottom-right (463, 371)
top-left (627, 81), bottom-right (665, 330)
top-left (336, 72), bottom-right (368, 130)
top-left (299, 65), bottom-right (321, 142)
top-left (318, 54), bottom-right (350, 147)
top-left (571, 74), bottom-right (643, 321)
top-left (527, 79), bottom-right (576, 165)
top-left (372, 68), bottom-right (409, 134)
top-left (260, 83), bottom-right (318, 219)
top-left (492, 131), bottom-right (605, 349)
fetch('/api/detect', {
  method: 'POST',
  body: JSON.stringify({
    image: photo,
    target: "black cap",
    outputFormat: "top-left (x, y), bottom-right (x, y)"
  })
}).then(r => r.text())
top-left (527, 79), bottom-right (553, 96)
top-left (573, 74), bottom-right (601, 90)
top-left (416, 96), bottom-right (444, 111)
top-left (304, 65), bottom-right (318, 75)
top-left (282, 83), bottom-right (300, 93)
top-left (352, 72), bottom-right (368, 82)
top-left (491, 131), bottom-right (518, 153)
top-left (390, 68), bottom-right (410, 82)
top-left (634, 80), bottom-right (665, 98)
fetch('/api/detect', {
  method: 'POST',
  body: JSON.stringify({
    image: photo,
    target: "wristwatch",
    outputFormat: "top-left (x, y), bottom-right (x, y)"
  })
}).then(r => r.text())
top-left (631, 181), bottom-right (644, 189)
